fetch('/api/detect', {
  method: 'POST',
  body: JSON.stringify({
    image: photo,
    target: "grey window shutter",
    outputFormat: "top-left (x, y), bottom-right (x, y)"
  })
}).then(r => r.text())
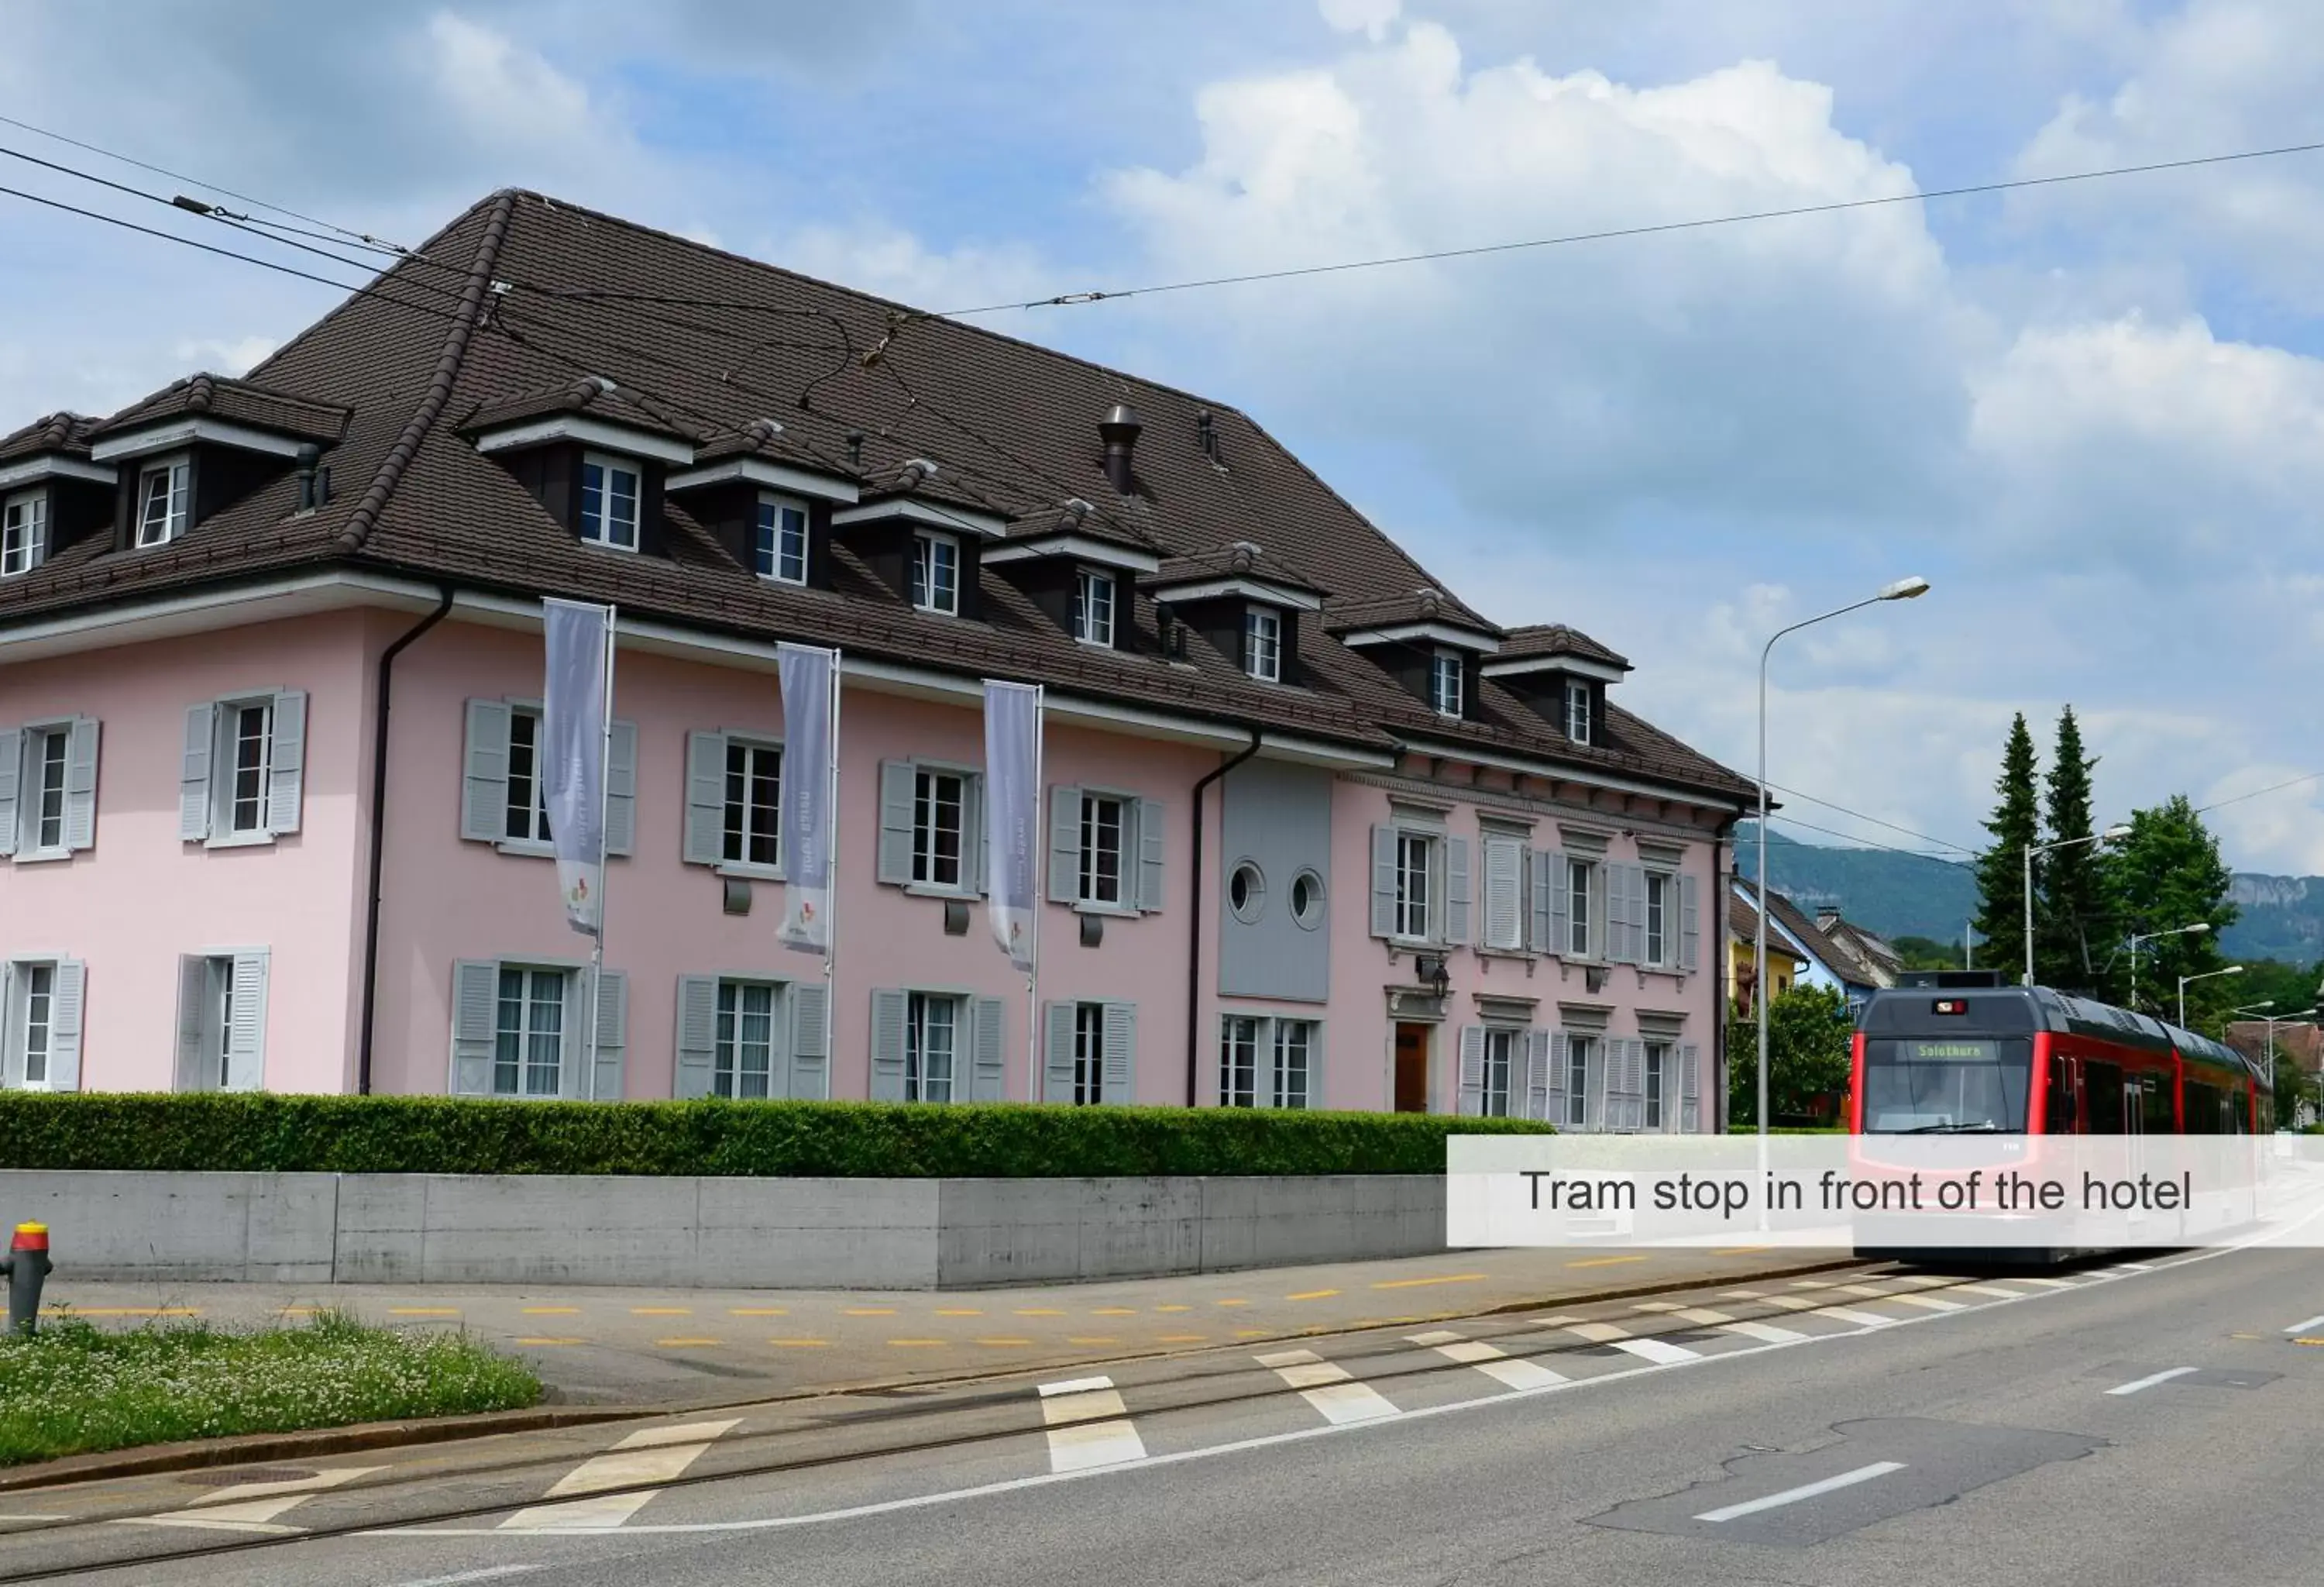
top-left (1308, 1019), bottom-right (1325, 1102)
top-left (875, 761), bottom-right (915, 884)
top-left (1606, 864), bottom-right (1634, 966)
top-left (1549, 853), bottom-right (1571, 957)
top-left (1047, 785), bottom-right (1081, 904)
top-left (1456, 1025), bottom-right (1485, 1116)
top-left (1680, 1042), bottom-right (1700, 1133)
top-left (1590, 863), bottom-right (1609, 961)
top-left (592, 969), bottom-right (627, 1101)
top-left (65, 718), bottom-right (98, 852)
top-left (604, 721), bottom-right (638, 858)
top-left (1527, 849), bottom-right (1550, 952)
top-left (180, 702), bottom-right (216, 842)
top-left (1445, 836), bottom-right (1471, 946)
top-left (461, 700), bottom-right (512, 844)
top-left (970, 994), bottom-right (1007, 1101)
top-left (42, 960), bottom-right (83, 1091)
top-left (1102, 1001), bottom-right (1136, 1104)
top-left (174, 955), bottom-right (209, 1091)
top-left (1136, 797), bottom-right (1166, 912)
top-left (1369, 824), bottom-right (1397, 938)
top-left (266, 690), bottom-right (306, 835)
top-left (1546, 1033), bottom-right (1568, 1123)
top-left (558, 973), bottom-right (589, 1100)
top-left (225, 949), bottom-right (269, 1091)
top-left (1586, 1038), bottom-right (1606, 1131)
top-left (672, 974), bottom-right (719, 1100)
top-left (1483, 838), bottom-right (1522, 949)
top-left (970, 775), bottom-right (989, 895)
top-left (789, 980), bottom-right (830, 1100)
top-left (1523, 1028), bottom-right (1550, 1121)
top-left (1679, 874), bottom-right (1701, 973)
top-left (0, 965), bottom-right (17, 1090)
top-left (1043, 1000), bottom-right (1076, 1102)
top-left (0, 726), bottom-right (19, 858)
top-left (683, 730), bottom-right (726, 866)
top-left (869, 988), bottom-right (908, 1100)
top-left (449, 959), bottom-right (500, 1096)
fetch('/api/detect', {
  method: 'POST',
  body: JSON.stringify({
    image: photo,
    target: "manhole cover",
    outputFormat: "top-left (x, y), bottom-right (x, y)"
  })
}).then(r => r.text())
top-left (180, 1467), bottom-right (313, 1488)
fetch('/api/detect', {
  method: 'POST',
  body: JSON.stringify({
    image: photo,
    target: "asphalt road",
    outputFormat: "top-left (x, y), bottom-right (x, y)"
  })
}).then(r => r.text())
top-left (15, 1243), bottom-right (2322, 1585)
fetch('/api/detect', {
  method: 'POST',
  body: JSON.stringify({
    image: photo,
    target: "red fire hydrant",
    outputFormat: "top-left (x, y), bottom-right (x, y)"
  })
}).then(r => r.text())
top-left (2, 1224), bottom-right (50, 1337)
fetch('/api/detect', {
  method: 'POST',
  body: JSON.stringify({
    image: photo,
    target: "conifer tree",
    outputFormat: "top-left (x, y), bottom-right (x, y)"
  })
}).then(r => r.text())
top-left (2110, 795), bottom-right (2238, 1021)
top-left (2037, 706), bottom-right (2106, 991)
top-left (1974, 714), bottom-right (2041, 984)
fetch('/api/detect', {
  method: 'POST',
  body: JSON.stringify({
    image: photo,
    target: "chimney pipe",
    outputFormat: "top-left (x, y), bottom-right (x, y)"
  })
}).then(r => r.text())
top-left (1098, 403), bottom-right (1143, 495)
top-left (294, 443), bottom-right (321, 511)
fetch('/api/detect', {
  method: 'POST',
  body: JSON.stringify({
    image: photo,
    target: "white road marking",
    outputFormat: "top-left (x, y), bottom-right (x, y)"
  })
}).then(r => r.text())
top-left (388, 1568), bottom-right (551, 1587)
top-left (500, 1419), bottom-right (740, 1530)
top-left (1717, 1289), bottom-right (1769, 1300)
top-left (1756, 1295), bottom-right (1822, 1311)
top-left (1693, 1460), bottom-right (1907, 1523)
top-left (1631, 1301), bottom-right (1685, 1313)
top-left (1833, 1283), bottom-right (1901, 1298)
top-left (1257, 1348), bottom-right (1401, 1424)
top-left (2107, 1367), bottom-right (2200, 1396)
top-left (1408, 1331), bottom-right (1566, 1391)
top-left (2007, 1276), bottom-right (2074, 1288)
top-left (1812, 1306), bottom-right (1898, 1328)
top-left (2284, 1314), bottom-right (2324, 1335)
top-left (1038, 1375), bottom-right (1147, 1472)
top-left (1721, 1320), bottom-right (1807, 1344)
top-left (1611, 1337), bottom-right (1700, 1365)
top-left (2106, 1263), bottom-right (2154, 1274)
top-left (1880, 1293), bottom-right (1965, 1312)
top-left (1562, 1321), bottom-right (1631, 1342)
top-left (1789, 1280), bottom-right (1836, 1289)
top-left (116, 1467), bottom-right (383, 1534)
top-left (1671, 1307), bottom-right (1734, 1326)
top-left (1948, 1283), bottom-right (2030, 1299)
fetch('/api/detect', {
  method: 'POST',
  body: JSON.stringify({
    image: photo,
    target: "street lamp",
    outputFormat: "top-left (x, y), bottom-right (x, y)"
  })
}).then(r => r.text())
top-left (2023, 823), bottom-right (2133, 988)
top-left (2226, 1001), bottom-right (2276, 1039)
top-left (2129, 921), bottom-right (2209, 1014)
top-left (1755, 575), bottom-right (1928, 1181)
top-left (2178, 964), bottom-right (2243, 1030)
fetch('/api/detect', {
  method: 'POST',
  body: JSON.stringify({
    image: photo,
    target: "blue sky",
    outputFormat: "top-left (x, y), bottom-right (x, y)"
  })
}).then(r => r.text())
top-left (5, 0), bottom-right (2323, 876)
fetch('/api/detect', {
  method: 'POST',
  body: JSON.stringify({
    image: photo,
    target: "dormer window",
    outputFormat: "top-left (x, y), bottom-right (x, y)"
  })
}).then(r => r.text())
top-left (136, 457), bottom-right (189, 548)
top-left (579, 453), bottom-right (641, 551)
top-left (755, 493), bottom-right (808, 585)
top-left (1566, 679), bottom-right (1593, 745)
top-left (1, 491), bottom-right (46, 577)
top-left (1245, 607), bottom-right (1282, 682)
top-left (1074, 567), bottom-right (1116, 647)
top-left (912, 529), bottom-right (959, 615)
top-left (1430, 649), bottom-right (1463, 718)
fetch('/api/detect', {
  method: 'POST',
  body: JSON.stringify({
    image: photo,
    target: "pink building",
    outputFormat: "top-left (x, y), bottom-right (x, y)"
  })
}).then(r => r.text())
top-left (0, 190), bottom-right (1752, 1129)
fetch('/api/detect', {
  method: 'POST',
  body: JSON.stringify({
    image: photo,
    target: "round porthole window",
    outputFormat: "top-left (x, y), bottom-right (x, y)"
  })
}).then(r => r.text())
top-left (1291, 869), bottom-right (1326, 930)
top-left (1229, 861), bottom-right (1266, 923)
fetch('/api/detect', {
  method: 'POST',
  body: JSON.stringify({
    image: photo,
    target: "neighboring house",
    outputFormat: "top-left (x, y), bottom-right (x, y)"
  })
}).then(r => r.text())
top-left (1728, 879), bottom-right (1882, 1014)
top-left (1726, 893), bottom-right (1807, 1014)
top-left (0, 188), bottom-right (1755, 1131)
top-left (1816, 909), bottom-right (1901, 990)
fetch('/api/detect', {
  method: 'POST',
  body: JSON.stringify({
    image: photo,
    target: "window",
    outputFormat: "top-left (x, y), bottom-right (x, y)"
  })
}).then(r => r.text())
top-left (1644, 1040), bottom-right (1668, 1130)
top-left (1079, 793), bottom-right (1125, 906)
top-left (724, 740), bottom-right (782, 869)
top-left (1074, 568), bottom-right (1116, 646)
top-left (136, 458), bottom-right (189, 547)
top-left (1228, 860), bottom-right (1266, 923)
top-left (1566, 680), bottom-right (1593, 745)
top-left (579, 453), bottom-right (641, 550)
top-left (1244, 607), bottom-right (1281, 682)
top-left (1430, 650), bottom-right (1463, 717)
top-left (1, 491), bottom-right (45, 577)
top-left (905, 991), bottom-right (959, 1103)
top-left (1219, 1015), bottom-right (1260, 1107)
top-left (1645, 872), bottom-right (1669, 967)
top-left (21, 725), bottom-right (67, 856)
top-left (1073, 1003), bottom-right (1105, 1106)
top-left (1566, 1034), bottom-right (1593, 1127)
top-left (1481, 1028), bottom-right (1515, 1118)
top-left (1291, 869), bottom-right (1325, 931)
top-left (911, 530), bottom-right (959, 615)
top-left (715, 980), bottom-right (779, 1100)
top-left (1395, 831), bottom-right (1434, 940)
top-left (1272, 1020), bottom-right (1315, 1110)
top-left (755, 494), bottom-right (808, 584)
top-left (224, 701), bottom-right (272, 837)
top-left (505, 707), bottom-right (552, 844)
top-left (1566, 858), bottom-right (1595, 958)
top-left (15, 964), bottom-right (51, 1090)
top-left (493, 966), bottom-right (569, 1097)
top-left (913, 768), bottom-right (966, 889)
top-left (173, 950), bottom-right (269, 1093)
top-left (1482, 835), bottom-right (1525, 951)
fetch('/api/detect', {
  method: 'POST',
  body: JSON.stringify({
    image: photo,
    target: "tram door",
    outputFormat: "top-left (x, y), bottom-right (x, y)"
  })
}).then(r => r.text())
top-left (2123, 1076), bottom-right (2149, 1233)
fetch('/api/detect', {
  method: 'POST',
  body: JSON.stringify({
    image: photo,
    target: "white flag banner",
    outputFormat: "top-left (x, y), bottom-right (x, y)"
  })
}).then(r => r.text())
top-left (777, 642), bottom-right (838, 955)
top-left (982, 680), bottom-right (1043, 973)
top-left (542, 598), bottom-right (613, 938)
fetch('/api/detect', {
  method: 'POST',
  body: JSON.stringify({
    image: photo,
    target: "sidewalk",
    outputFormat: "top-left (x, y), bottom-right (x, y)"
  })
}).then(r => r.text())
top-left (38, 1244), bottom-right (1856, 1407)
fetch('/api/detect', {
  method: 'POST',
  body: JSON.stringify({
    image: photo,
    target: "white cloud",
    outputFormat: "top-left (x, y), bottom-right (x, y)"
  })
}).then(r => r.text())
top-left (1318, 0), bottom-right (1402, 43)
top-left (172, 336), bottom-right (278, 377)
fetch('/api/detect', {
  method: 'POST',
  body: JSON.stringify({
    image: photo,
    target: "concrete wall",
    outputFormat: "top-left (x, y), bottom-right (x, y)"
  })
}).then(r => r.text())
top-left (0, 1171), bottom-right (1445, 1289)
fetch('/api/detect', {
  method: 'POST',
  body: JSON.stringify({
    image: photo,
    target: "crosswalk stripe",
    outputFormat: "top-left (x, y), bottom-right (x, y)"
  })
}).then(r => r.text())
top-left (1833, 1282), bottom-right (1900, 1298)
top-left (1755, 1295), bottom-right (1821, 1311)
top-left (1948, 1282), bottom-right (2030, 1299)
top-left (1038, 1375), bottom-right (1147, 1472)
top-left (500, 1419), bottom-right (741, 1530)
top-left (2008, 1276), bottom-right (2074, 1288)
top-left (1562, 1321), bottom-right (1631, 1342)
top-left (1721, 1320), bottom-right (1807, 1344)
top-left (1408, 1331), bottom-right (1566, 1390)
top-left (1812, 1306), bottom-right (1896, 1328)
top-left (1670, 1307), bottom-right (1734, 1326)
top-left (1610, 1337), bottom-right (1700, 1365)
top-left (1257, 1348), bottom-right (1401, 1424)
top-left (117, 1467), bottom-right (383, 1534)
top-left (1882, 1293), bottom-right (1966, 1312)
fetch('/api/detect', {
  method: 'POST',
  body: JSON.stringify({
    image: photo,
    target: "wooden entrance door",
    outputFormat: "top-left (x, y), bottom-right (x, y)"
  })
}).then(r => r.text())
top-left (1394, 1023), bottom-right (1431, 1113)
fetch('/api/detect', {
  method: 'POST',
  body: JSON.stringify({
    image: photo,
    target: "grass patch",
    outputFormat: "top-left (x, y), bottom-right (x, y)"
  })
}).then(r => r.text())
top-left (0, 1310), bottom-right (541, 1466)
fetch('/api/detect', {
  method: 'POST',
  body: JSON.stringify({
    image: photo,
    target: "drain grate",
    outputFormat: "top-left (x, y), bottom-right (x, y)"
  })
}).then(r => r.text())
top-left (179, 1467), bottom-right (314, 1487)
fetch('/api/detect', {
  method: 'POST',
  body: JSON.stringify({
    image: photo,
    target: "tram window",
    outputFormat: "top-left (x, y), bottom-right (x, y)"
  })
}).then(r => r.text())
top-left (2085, 1062), bottom-right (2123, 1131)
top-left (2182, 1082), bottom-right (2219, 1135)
top-left (2142, 1078), bottom-right (2174, 1134)
top-left (2044, 1059), bottom-right (2077, 1134)
top-left (2228, 1088), bottom-right (2247, 1134)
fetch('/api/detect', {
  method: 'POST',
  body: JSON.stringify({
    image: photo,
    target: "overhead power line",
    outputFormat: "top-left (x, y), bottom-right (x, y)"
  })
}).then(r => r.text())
top-left (1758, 781), bottom-right (1977, 855)
top-left (929, 139), bottom-right (2324, 318)
top-left (2198, 770), bottom-right (2324, 816)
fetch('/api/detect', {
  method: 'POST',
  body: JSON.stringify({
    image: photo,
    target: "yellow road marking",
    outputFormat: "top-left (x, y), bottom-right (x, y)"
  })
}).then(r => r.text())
top-left (888, 1338), bottom-right (947, 1348)
top-left (278, 1306), bottom-right (318, 1317)
top-left (1286, 1289), bottom-right (1340, 1301)
top-left (1234, 1327), bottom-right (1271, 1337)
top-left (845, 1307), bottom-right (898, 1317)
top-left (1091, 1307), bottom-right (1138, 1317)
top-left (389, 1307), bottom-right (461, 1317)
top-left (934, 1308), bottom-right (983, 1317)
top-left (631, 1307), bottom-right (693, 1317)
top-left (1716, 1246), bottom-right (1774, 1255)
top-left (1566, 1256), bottom-right (1648, 1269)
top-left (516, 1337), bottom-right (587, 1346)
top-left (1157, 1333), bottom-right (1206, 1343)
top-left (1214, 1299), bottom-right (1250, 1307)
top-left (769, 1337), bottom-right (829, 1347)
top-left (728, 1307), bottom-right (789, 1317)
top-left (2296, 1337), bottom-right (2324, 1347)
top-left (975, 1337), bottom-right (1035, 1346)
top-left (656, 1337), bottom-right (721, 1348)
top-left (1016, 1307), bottom-right (1067, 1316)
top-left (1067, 1336), bottom-right (1119, 1345)
top-left (1371, 1274), bottom-right (1487, 1290)
top-left (1155, 1304), bottom-right (1192, 1313)
top-left (522, 1306), bottom-right (581, 1316)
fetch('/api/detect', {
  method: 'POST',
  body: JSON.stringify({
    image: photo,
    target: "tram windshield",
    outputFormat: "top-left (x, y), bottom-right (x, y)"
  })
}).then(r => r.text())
top-left (1861, 1037), bottom-right (2031, 1133)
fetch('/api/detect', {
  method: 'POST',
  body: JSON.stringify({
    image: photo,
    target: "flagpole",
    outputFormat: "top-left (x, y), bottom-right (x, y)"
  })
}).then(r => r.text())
top-left (822, 648), bottom-right (843, 1100)
top-left (586, 604), bottom-right (617, 1101)
top-left (1027, 685), bottom-right (1044, 1103)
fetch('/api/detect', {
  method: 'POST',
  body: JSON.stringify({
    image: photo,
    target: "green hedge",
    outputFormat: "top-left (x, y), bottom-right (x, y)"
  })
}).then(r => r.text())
top-left (0, 1093), bottom-right (1552, 1179)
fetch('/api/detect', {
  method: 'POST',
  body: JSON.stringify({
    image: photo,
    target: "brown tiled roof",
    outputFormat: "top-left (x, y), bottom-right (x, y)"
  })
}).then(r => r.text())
top-left (1732, 879), bottom-right (1865, 980)
top-left (91, 373), bottom-right (349, 446)
top-left (691, 415), bottom-right (855, 480)
top-left (0, 188), bottom-right (1752, 807)
top-left (1004, 497), bottom-right (1162, 554)
top-left (1728, 893), bottom-right (1806, 962)
top-left (460, 375), bottom-right (696, 442)
top-left (0, 411), bottom-right (101, 464)
top-left (1499, 623), bottom-right (1631, 670)
top-left (1143, 541), bottom-right (1329, 598)
top-left (1322, 587), bottom-right (1498, 638)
